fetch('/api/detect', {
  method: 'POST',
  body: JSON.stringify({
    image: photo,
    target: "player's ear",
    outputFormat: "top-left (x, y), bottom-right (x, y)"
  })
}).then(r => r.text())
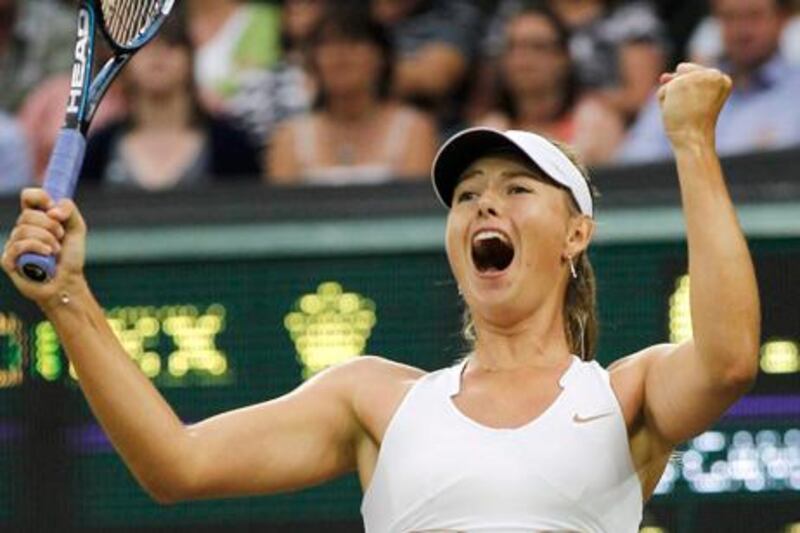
top-left (564, 215), bottom-right (594, 258)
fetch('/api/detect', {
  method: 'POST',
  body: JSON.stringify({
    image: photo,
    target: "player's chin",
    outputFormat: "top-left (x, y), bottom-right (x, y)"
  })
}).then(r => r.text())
top-left (465, 262), bottom-right (521, 311)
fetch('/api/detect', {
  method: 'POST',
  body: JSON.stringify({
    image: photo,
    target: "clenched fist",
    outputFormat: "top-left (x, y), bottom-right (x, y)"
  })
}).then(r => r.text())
top-left (657, 63), bottom-right (733, 149)
top-left (1, 189), bottom-right (88, 309)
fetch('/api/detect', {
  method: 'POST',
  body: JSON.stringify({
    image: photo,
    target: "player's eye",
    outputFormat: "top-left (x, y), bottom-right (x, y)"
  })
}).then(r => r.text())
top-left (507, 185), bottom-right (532, 195)
top-left (456, 190), bottom-right (478, 203)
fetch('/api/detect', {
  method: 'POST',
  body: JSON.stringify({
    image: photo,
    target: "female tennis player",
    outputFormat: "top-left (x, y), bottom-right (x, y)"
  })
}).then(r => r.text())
top-left (2, 62), bottom-right (759, 532)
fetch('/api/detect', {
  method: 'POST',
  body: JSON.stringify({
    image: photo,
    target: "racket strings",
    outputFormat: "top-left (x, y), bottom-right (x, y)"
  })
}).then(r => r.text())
top-left (100, 0), bottom-right (165, 48)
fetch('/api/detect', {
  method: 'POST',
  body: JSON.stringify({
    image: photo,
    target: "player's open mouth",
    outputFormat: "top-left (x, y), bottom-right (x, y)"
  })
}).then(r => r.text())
top-left (471, 229), bottom-right (515, 275)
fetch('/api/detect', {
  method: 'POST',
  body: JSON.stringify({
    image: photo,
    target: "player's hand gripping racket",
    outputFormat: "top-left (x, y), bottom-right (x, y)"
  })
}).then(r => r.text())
top-left (16, 0), bottom-right (175, 283)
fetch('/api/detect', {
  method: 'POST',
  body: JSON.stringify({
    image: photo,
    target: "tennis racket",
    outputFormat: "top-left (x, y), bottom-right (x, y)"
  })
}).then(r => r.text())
top-left (16, 0), bottom-right (176, 283)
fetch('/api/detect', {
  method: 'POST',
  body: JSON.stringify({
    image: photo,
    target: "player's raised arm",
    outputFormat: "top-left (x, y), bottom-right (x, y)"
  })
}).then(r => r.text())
top-left (637, 64), bottom-right (761, 447)
top-left (1, 190), bottom-right (363, 503)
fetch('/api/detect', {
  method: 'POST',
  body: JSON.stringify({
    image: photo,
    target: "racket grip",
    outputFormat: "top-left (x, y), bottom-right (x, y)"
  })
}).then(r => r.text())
top-left (16, 129), bottom-right (86, 283)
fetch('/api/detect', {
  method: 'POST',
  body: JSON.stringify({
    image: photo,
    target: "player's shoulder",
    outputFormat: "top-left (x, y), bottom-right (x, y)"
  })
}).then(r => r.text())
top-left (605, 345), bottom-right (676, 430)
top-left (325, 356), bottom-right (428, 419)
top-left (607, 343), bottom-right (677, 374)
top-left (337, 355), bottom-right (427, 385)
top-left (319, 355), bottom-right (426, 386)
top-left (607, 344), bottom-right (679, 409)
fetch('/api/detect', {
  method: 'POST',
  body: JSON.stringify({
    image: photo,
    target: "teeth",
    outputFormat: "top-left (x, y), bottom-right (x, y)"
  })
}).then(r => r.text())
top-left (473, 230), bottom-right (509, 244)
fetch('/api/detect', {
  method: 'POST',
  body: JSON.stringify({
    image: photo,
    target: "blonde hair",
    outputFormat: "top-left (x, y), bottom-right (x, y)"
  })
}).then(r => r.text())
top-left (461, 139), bottom-right (599, 360)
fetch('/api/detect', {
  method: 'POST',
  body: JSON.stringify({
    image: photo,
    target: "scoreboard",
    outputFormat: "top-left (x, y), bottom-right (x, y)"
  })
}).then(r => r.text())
top-left (0, 217), bottom-right (798, 531)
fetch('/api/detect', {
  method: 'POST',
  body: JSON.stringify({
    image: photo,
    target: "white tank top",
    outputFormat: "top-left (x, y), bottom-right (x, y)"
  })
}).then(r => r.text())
top-left (361, 355), bottom-right (643, 532)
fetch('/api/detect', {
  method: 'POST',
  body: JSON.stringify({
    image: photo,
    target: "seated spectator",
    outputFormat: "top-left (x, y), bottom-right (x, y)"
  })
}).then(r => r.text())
top-left (371, 0), bottom-right (482, 128)
top-left (222, 0), bottom-right (324, 148)
top-left (0, 0), bottom-right (74, 112)
top-left (17, 74), bottom-right (127, 181)
top-left (689, 0), bottom-right (800, 66)
top-left (0, 111), bottom-right (31, 194)
top-left (547, 0), bottom-right (668, 121)
top-left (475, 4), bottom-right (624, 165)
top-left (268, 6), bottom-right (437, 185)
top-left (81, 15), bottom-right (260, 190)
top-left (619, 0), bottom-right (800, 163)
top-left (187, 0), bottom-right (282, 105)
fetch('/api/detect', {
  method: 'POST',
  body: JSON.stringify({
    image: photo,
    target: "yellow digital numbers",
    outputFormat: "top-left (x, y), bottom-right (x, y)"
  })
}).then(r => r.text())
top-left (22, 304), bottom-right (231, 387)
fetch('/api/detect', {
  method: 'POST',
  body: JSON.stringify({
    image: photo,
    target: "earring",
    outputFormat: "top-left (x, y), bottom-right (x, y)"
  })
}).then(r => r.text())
top-left (568, 256), bottom-right (578, 280)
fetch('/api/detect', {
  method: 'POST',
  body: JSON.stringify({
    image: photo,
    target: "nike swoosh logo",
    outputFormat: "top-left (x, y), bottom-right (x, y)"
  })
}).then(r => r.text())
top-left (573, 412), bottom-right (613, 424)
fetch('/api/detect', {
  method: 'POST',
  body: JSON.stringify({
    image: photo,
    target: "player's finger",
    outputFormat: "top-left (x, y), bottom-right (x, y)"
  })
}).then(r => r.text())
top-left (659, 72), bottom-right (675, 85)
top-left (675, 62), bottom-right (703, 75)
top-left (20, 188), bottom-right (55, 212)
top-left (17, 209), bottom-right (66, 241)
top-left (7, 239), bottom-right (55, 263)
top-left (47, 199), bottom-right (86, 235)
top-left (0, 240), bottom-right (15, 274)
top-left (9, 226), bottom-right (62, 254)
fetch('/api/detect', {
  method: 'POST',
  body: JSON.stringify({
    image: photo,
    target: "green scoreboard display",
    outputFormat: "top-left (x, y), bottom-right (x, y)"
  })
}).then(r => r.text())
top-left (0, 217), bottom-right (798, 531)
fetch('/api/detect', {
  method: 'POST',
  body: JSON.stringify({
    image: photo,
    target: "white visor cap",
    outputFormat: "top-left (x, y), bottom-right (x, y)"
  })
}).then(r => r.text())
top-left (431, 127), bottom-right (593, 218)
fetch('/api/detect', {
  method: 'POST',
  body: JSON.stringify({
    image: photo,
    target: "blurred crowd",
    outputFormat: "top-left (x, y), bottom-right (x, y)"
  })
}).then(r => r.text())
top-left (2, 0), bottom-right (800, 193)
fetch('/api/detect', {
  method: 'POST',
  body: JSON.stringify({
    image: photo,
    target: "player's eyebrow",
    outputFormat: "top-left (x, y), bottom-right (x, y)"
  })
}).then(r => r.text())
top-left (458, 169), bottom-right (483, 183)
top-left (456, 166), bottom-right (551, 190)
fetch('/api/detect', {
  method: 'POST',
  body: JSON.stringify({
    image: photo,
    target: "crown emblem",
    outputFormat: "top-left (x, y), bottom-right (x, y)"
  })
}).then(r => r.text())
top-left (284, 282), bottom-right (377, 379)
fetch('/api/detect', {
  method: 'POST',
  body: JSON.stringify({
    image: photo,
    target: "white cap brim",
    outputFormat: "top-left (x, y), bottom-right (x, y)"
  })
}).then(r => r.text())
top-left (431, 127), bottom-right (593, 217)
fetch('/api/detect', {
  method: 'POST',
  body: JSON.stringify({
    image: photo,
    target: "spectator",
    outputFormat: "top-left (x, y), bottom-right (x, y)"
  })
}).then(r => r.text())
top-left (222, 0), bottom-right (324, 148)
top-left (619, 0), bottom-right (800, 163)
top-left (371, 0), bottom-right (482, 128)
top-left (475, 4), bottom-right (623, 165)
top-left (689, 0), bottom-right (800, 66)
top-left (187, 0), bottom-right (282, 105)
top-left (81, 14), bottom-right (260, 190)
top-left (0, 0), bottom-right (74, 112)
top-left (548, 0), bottom-right (668, 121)
top-left (281, 0), bottom-right (328, 66)
top-left (268, 6), bottom-right (437, 185)
top-left (17, 74), bottom-right (127, 181)
top-left (785, 0), bottom-right (800, 63)
top-left (0, 111), bottom-right (31, 194)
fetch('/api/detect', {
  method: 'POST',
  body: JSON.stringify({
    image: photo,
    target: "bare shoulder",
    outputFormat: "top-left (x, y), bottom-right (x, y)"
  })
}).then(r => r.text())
top-left (608, 343), bottom-right (675, 374)
top-left (348, 355), bottom-right (428, 401)
top-left (351, 354), bottom-right (428, 378)
top-left (608, 345), bottom-right (678, 500)
top-left (344, 356), bottom-right (427, 442)
top-left (327, 355), bottom-right (427, 408)
top-left (607, 344), bottom-right (675, 428)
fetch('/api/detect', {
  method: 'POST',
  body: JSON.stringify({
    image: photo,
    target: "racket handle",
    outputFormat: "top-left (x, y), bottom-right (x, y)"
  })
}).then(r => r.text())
top-left (16, 129), bottom-right (86, 283)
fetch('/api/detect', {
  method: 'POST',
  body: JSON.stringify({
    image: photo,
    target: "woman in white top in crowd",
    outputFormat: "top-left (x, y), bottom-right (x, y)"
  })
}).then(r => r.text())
top-left (2, 63), bottom-right (758, 531)
top-left (267, 4), bottom-right (437, 185)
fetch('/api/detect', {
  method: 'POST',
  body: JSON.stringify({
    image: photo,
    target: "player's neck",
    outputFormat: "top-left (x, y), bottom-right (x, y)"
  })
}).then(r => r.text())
top-left (469, 293), bottom-right (572, 371)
